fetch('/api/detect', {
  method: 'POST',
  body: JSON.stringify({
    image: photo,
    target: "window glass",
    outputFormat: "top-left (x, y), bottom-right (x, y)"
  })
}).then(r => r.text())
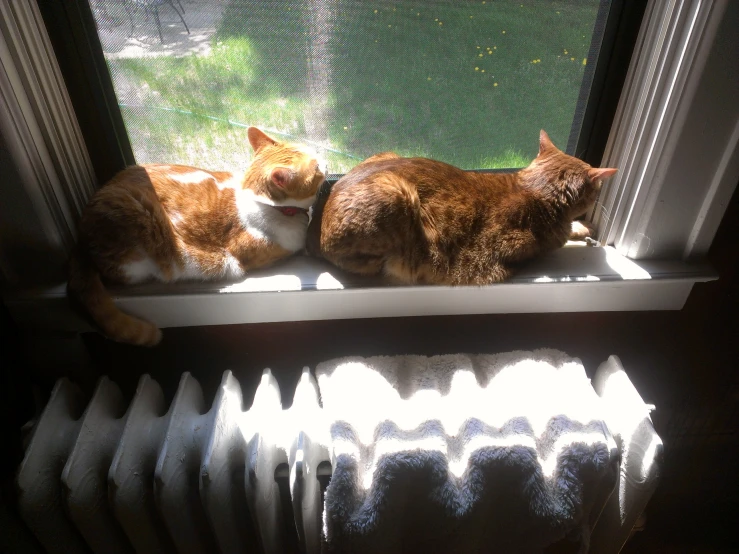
top-left (90, 0), bottom-right (605, 173)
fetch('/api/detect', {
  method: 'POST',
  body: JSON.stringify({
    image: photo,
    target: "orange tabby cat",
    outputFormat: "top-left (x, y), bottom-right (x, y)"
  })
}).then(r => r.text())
top-left (307, 130), bottom-right (615, 285)
top-left (69, 127), bottom-right (326, 346)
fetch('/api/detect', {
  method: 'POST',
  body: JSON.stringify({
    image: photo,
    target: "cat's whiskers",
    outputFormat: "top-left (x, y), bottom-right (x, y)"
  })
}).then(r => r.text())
top-left (594, 201), bottom-right (613, 226)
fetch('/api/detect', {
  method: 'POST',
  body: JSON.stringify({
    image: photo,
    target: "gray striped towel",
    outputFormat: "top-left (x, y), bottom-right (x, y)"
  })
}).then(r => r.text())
top-left (316, 349), bottom-right (619, 553)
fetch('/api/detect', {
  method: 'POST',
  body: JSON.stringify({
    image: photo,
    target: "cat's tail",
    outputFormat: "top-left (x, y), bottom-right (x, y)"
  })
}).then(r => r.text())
top-left (67, 247), bottom-right (162, 347)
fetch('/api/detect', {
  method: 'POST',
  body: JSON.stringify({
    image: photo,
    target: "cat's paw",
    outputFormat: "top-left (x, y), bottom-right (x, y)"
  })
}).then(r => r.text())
top-left (570, 220), bottom-right (596, 241)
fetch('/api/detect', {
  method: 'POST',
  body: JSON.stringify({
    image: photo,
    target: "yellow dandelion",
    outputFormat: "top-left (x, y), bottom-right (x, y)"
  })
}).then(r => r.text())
top-left (388, 24), bottom-right (392, 28)
top-left (427, 77), bottom-right (432, 80)
top-left (564, 49), bottom-right (568, 54)
top-left (470, 16), bottom-right (473, 19)
top-left (475, 67), bottom-right (479, 71)
top-left (343, 126), bottom-right (348, 130)
top-left (502, 30), bottom-right (506, 34)
top-left (477, 46), bottom-right (481, 49)
top-left (537, 59), bottom-right (541, 62)
top-left (435, 18), bottom-right (438, 21)
top-left (582, 58), bottom-right (587, 65)
top-left (479, 53), bottom-right (483, 57)
top-left (481, 69), bottom-right (485, 73)
top-left (374, 9), bottom-right (377, 13)
top-left (439, 21), bottom-right (443, 25)
top-left (571, 57), bottom-right (575, 61)
top-left (556, 11), bottom-right (560, 14)
top-left (417, 13), bottom-right (420, 16)
top-left (494, 82), bottom-right (498, 86)
top-left (494, 46), bottom-right (497, 49)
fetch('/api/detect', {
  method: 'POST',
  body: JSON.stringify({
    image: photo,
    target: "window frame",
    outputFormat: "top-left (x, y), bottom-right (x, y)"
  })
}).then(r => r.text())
top-left (592, 0), bottom-right (738, 261)
top-left (1, 0), bottom-right (736, 328)
top-left (43, 0), bottom-right (642, 180)
top-left (36, 0), bottom-right (135, 183)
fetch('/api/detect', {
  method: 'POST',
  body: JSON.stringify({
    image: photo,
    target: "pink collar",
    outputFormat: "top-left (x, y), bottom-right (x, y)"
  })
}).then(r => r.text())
top-left (271, 205), bottom-right (308, 217)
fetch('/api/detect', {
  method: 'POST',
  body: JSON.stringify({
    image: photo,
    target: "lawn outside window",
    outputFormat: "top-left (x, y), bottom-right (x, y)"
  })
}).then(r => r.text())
top-left (94, 0), bottom-right (606, 173)
top-left (0, 0), bottom-right (736, 331)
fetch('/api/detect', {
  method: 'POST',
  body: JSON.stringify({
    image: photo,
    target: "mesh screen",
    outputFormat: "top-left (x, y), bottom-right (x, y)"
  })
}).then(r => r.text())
top-left (90, 0), bottom-right (606, 173)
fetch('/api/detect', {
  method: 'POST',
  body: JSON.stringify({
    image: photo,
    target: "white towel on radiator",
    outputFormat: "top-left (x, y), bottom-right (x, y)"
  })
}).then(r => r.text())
top-left (315, 349), bottom-right (620, 554)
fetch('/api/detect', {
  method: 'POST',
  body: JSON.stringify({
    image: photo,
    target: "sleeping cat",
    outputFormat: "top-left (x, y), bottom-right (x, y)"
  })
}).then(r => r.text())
top-left (307, 130), bottom-right (615, 285)
top-left (69, 127), bottom-right (326, 346)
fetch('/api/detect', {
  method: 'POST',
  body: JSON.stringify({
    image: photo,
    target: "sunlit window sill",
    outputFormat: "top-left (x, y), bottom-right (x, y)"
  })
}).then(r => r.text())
top-left (3, 244), bottom-right (716, 333)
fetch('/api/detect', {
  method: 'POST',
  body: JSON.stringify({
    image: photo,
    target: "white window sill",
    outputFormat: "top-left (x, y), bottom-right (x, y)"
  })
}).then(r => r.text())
top-left (3, 244), bottom-right (716, 333)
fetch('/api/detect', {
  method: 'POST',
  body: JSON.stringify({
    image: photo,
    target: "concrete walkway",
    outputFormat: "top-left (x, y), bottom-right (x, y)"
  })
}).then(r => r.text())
top-left (92, 0), bottom-right (227, 59)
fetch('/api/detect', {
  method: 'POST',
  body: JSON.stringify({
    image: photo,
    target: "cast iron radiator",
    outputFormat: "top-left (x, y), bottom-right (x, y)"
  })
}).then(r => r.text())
top-left (17, 355), bottom-right (662, 554)
top-left (17, 368), bottom-right (329, 554)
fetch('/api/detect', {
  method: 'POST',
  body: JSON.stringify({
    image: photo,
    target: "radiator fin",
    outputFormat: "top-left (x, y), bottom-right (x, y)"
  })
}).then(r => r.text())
top-left (17, 369), bottom-right (329, 554)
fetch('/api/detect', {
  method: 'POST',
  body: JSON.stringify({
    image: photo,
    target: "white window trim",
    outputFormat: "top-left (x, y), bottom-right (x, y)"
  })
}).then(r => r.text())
top-left (7, 246), bottom-right (716, 332)
top-left (1, 0), bottom-right (735, 330)
top-left (593, 0), bottom-right (738, 260)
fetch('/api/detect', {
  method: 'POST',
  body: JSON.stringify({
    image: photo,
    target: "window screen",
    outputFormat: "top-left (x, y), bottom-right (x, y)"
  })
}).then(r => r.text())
top-left (90, 0), bottom-right (607, 174)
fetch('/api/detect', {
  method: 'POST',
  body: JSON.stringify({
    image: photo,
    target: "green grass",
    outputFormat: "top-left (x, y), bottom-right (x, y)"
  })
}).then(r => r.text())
top-left (108, 0), bottom-right (599, 173)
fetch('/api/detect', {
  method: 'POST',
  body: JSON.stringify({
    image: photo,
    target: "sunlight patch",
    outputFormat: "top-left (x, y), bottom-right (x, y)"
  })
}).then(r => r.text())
top-left (604, 247), bottom-right (652, 280)
top-left (316, 272), bottom-right (344, 290)
top-left (219, 274), bottom-right (302, 293)
top-left (533, 275), bottom-right (599, 282)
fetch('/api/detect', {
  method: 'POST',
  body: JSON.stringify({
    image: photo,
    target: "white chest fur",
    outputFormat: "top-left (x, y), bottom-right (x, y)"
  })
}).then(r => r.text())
top-left (234, 189), bottom-right (313, 252)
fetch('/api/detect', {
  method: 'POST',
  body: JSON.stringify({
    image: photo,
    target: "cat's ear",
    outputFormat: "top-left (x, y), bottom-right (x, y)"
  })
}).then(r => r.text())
top-left (539, 130), bottom-right (555, 155)
top-left (270, 167), bottom-right (292, 188)
top-left (588, 167), bottom-right (618, 182)
top-left (248, 127), bottom-right (278, 153)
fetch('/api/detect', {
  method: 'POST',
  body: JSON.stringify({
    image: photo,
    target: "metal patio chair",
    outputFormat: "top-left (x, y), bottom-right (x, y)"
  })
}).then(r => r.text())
top-left (124, 0), bottom-right (190, 44)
